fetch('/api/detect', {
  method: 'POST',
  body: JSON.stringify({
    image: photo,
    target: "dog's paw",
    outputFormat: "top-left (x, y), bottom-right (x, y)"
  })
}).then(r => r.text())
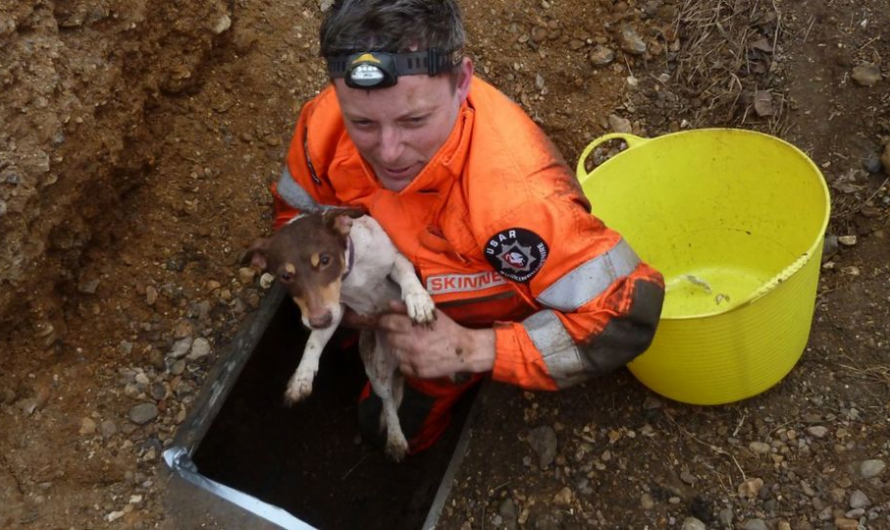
top-left (404, 290), bottom-right (436, 325)
top-left (283, 375), bottom-right (314, 405)
top-left (385, 430), bottom-right (409, 462)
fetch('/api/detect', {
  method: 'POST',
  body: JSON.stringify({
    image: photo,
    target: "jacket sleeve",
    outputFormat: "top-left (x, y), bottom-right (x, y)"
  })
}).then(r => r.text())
top-left (487, 193), bottom-right (665, 391)
top-left (271, 94), bottom-right (342, 229)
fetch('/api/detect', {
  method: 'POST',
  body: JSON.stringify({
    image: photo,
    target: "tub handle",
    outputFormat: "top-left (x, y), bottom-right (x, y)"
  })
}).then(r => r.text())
top-left (575, 133), bottom-right (647, 181)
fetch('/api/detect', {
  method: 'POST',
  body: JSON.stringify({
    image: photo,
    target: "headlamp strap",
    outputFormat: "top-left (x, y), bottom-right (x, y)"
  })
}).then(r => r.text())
top-left (327, 48), bottom-right (459, 79)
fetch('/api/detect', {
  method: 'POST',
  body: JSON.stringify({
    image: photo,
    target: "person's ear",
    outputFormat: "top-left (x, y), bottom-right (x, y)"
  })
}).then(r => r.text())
top-left (456, 57), bottom-right (474, 103)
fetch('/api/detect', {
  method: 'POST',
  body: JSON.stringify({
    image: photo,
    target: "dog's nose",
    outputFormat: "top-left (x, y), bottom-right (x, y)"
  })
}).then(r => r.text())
top-left (308, 311), bottom-right (333, 329)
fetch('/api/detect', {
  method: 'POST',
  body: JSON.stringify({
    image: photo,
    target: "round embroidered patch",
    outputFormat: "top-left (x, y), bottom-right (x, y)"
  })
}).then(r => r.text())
top-left (484, 228), bottom-right (549, 283)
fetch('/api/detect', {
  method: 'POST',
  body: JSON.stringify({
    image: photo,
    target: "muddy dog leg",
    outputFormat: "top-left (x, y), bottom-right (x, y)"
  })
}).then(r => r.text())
top-left (360, 330), bottom-right (409, 461)
top-left (284, 318), bottom-right (340, 405)
top-left (389, 253), bottom-right (436, 324)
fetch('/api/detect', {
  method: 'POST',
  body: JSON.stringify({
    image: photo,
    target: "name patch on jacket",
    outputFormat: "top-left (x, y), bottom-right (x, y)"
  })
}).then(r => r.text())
top-left (485, 228), bottom-right (549, 283)
top-left (426, 271), bottom-right (508, 295)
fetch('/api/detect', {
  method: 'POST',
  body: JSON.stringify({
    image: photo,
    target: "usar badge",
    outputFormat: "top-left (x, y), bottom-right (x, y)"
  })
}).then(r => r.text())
top-left (485, 228), bottom-right (549, 282)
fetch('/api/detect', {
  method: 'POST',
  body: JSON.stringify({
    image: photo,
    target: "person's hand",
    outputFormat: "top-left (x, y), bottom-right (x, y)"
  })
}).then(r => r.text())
top-left (378, 301), bottom-right (496, 379)
top-left (339, 307), bottom-right (380, 330)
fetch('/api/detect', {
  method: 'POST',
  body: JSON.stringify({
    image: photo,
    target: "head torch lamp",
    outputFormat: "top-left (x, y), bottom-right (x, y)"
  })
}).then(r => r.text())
top-left (326, 48), bottom-right (461, 89)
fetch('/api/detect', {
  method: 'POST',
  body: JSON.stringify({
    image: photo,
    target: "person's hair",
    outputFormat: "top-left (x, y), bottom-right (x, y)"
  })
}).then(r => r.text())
top-left (320, 0), bottom-right (465, 59)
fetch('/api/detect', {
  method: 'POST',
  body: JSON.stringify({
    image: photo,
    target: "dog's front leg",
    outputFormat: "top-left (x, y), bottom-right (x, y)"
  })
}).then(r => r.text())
top-left (284, 312), bottom-right (342, 405)
top-left (389, 253), bottom-right (436, 324)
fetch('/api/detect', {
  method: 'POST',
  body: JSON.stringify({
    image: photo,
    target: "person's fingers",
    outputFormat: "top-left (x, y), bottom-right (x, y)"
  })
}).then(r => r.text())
top-left (377, 313), bottom-right (414, 333)
top-left (340, 308), bottom-right (378, 329)
top-left (387, 300), bottom-right (408, 313)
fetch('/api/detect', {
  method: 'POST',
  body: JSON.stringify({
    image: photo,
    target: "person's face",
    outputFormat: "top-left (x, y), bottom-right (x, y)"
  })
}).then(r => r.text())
top-left (333, 58), bottom-right (473, 192)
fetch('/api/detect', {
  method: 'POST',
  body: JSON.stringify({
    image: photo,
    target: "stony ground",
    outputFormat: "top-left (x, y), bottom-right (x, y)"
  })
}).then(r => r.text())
top-left (1, 0), bottom-right (889, 529)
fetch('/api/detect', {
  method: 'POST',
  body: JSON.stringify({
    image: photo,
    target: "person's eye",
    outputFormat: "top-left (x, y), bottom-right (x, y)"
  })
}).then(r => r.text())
top-left (405, 116), bottom-right (428, 126)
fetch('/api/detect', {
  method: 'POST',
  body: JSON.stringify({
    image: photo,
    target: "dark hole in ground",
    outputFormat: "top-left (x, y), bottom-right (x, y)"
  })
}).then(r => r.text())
top-left (193, 300), bottom-right (477, 530)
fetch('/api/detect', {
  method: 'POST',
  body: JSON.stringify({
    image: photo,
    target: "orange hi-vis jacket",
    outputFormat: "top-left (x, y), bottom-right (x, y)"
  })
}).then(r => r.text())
top-left (273, 77), bottom-right (665, 391)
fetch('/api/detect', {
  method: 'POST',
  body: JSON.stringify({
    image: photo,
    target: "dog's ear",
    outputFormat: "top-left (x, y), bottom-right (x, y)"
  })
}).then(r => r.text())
top-left (323, 207), bottom-right (365, 236)
top-left (242, 239), bottom-right (271, 271)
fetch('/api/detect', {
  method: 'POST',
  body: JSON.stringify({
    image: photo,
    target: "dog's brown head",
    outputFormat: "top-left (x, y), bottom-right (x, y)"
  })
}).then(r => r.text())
top-left (245, 209), bottom-right (363, 329)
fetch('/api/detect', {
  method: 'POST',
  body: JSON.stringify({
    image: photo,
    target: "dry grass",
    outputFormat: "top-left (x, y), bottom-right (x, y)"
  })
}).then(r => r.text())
top-left (672, 0), bottom-right (790, 134)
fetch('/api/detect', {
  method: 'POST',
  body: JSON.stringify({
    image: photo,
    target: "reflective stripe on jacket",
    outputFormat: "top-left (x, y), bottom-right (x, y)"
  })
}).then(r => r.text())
top-left (272, 77), bottom-right (665, 391)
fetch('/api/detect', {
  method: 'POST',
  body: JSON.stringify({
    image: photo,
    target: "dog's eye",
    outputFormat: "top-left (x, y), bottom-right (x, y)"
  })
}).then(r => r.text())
top-left (320, 255), bottom-right (331, 267)
top-left (279, 272), bottom-right (294, 283)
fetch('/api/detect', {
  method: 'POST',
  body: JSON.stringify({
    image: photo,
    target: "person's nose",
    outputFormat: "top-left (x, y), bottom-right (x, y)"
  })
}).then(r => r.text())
top-left (378, 125), bottom-right (404, 165)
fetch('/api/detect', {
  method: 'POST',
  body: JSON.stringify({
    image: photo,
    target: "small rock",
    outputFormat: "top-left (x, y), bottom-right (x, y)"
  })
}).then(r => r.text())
top-left (777, 522), bottom-right (791, 530)
top-left (640, 493), bottom-right (655, 510)
top-left (749, 441), bottom-right (771, 454)
top-left (738, 477), bottom-right (764, 498)
top-left (837, 235), bottom-right (857, 246)
top-left (680, 470), bottom-right (697, 485)
top-left (149, 382), bottom-right (166, 401)
top-left (807, 426), bottom-right (829, 438)
top-left (858, 459), bottom-right (885, 478)
top-left (822, 234), bottom-right (839, 260)
top-left (146, 286), bottom-right (158, 306)
top-left (17, 398), bottom-right (40, 416)
top-left (743, 519), bottom-right (769, 530)
top-left (851, 64), bottom-right (881, 87)
top-left (170, 359), bottom-right (186, 376)
top-left (100, 420), bottom-right (118, 438)
top-left (187, 338), bottom-right (211, 361)
top-left (260, 273), bottom-right (275, 289)
top-left (681, 517), bottom-right (706, 530)
top-left (149, 348), bottom-right (165, 370)
top-left (642, 396), bottom-right (663, 410)
top-left (753, 90), bottom-right (774, 117)
top-left (169, 337), bottom-right (193, 359)
top-left (77, 278), bottom-right (100, 294)
top-left (864, 152), bottom-right (883, 173)
top-left (618, 24), bottom-right (647, 55)
top-left (552, 486), bottom-right (573, 506)
top-left (834, 517), bottom-right (860, 530)
top-left (527, 426), bottom-right (558, 468)
top-left (589, 45), bottom-right (615, 66)
top-left (128, 403), bottom-right (159, 425)
top-left (211, 14), bottom-right (231, 34)
top-left (79, 417), bottom-right (97, 436)
top-left (608, 114), bottom-right (633, 133)
top-left (830, 487), bottom-right (847, 504)
top-left (498, 498), bottom-right (518, 530)
top-left (238, 267), bottom-right (256, 285)
top-left (849, 490), bottom-right (870, 509)
top-left (718, 507), bottom-right (734, 526)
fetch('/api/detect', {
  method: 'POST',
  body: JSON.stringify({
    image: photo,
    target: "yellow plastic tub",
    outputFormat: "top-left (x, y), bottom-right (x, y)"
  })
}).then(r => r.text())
top-left (576, 129), bottom-right (830, 405)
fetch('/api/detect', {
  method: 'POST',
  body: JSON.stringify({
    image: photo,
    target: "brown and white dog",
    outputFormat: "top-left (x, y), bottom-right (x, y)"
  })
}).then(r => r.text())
top-left (245, 210), bottom-right (435, 461)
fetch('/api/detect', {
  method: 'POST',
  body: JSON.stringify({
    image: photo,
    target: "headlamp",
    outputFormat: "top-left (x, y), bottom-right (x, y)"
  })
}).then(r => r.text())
top-left (326, 48), bottom-right (461, 89)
